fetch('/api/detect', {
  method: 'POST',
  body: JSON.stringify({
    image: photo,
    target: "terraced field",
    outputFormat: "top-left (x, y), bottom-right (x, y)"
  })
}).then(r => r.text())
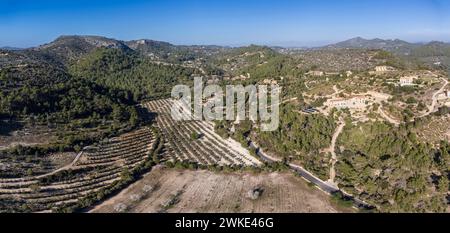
top-left (0, 128), bottom-right (156, 212)
top-left (0, 98), bottom-right (263, 213)
top-left (143, 99), bottom-right (261, 167)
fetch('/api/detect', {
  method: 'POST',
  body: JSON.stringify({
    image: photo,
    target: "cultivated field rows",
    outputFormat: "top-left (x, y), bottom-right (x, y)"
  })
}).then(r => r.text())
top-left (0, 128), bottom-right (155, 212)
top-left (143, 99), bottom-right (261, 167)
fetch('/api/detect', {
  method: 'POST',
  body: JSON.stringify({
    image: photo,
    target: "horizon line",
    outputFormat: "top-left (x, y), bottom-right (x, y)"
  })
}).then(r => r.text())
top-left (2, 35), bottom-right (450, 50)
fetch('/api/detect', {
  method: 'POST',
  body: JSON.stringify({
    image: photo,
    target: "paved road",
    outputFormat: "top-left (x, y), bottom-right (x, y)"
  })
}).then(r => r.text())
top-left (249, 141), bottom-right (338, 193)
top-left (248, 141), bottom-right (374, 209)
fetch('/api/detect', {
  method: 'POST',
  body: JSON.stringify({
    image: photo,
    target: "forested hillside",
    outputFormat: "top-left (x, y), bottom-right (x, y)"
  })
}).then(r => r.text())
top-left (337, 121), bottom-right (449, 212)
top-left (0, 36), bottom-right (174, 154)
top-left (70, 48), bottom-right (196, 100)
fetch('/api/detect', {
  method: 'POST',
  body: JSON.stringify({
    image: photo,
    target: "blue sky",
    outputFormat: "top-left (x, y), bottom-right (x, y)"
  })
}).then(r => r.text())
top-left (1, 0), bottom-right (450, 47)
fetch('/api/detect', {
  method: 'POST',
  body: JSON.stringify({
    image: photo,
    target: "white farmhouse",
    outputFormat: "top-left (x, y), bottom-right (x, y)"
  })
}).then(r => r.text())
top-left (399, 76), bottom-right (417, 87)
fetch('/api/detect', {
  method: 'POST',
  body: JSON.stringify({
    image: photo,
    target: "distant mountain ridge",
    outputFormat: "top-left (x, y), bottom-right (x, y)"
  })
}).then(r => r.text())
top-left (38, 35), bottom-right (129, 50)
top-left (0, 46), bottom-right (22, 51)
top-left (4, 35), bottom-right (450, 54)
top-left (323, 37), bottom-right (450, 54)
top-left (320, 37), bottom-right (450, 69)
top-left (3, 35), bottom-right (450, 70)
top-left (325, 37), bottom-right (415, 49)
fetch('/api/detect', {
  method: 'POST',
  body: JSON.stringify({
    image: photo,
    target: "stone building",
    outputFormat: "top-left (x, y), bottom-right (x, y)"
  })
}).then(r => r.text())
top-left (327, 95), bottom-right (367, 109)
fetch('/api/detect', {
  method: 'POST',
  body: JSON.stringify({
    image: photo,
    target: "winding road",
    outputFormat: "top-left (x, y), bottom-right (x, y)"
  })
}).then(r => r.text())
top-left (248, 140), bottom-right (373, 209)
top-left (249, 141), bottom-right (339, 193)
top-left (418, 78), bottom-right (448, 118)
top-left (378, 78), bottom-right (448, 126)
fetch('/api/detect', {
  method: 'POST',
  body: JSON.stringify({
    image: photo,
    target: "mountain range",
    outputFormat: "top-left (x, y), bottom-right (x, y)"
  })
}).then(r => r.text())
top-left (322, 37), bottom-right (450, 56)
top-left (2, 35), bottom-right (450, 56)
top-left (324, 37), bottom-right (416, 50)
top-left (0, 46), bottom-right (22, 51)
top-left (2, 35), bottom-right (450, 71)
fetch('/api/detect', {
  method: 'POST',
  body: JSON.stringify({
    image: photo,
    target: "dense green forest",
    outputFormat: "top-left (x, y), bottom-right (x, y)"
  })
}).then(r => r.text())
top-left (0, 63), bottom-right (142, 159)
top-left (213, 45), bottom-right (303, 81)
top-left (240, 55), bottom-right (302, 81)
top-left (70, 48), bottom-right (197, 100)
top-left (215, 103), bottom-right (336, 180)
top-left (1, 64), bottom-right (135, 122)
top-left (0, 44), bottom-right (201, 157)
top-left (0, 76), bottom-right (136, 124)
top-left (336, 121), bottom-right (449, 212)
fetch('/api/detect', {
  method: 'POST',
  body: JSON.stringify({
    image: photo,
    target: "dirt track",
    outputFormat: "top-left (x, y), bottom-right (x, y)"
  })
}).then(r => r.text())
top-left (90, 166), bottom-right (349, 213)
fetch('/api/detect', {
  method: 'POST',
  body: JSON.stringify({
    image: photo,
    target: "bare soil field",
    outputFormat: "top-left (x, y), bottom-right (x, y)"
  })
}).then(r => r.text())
top-left (0, 125), bottom-right (56, 150)
top-left (91, 166), bottom-right (351, 213)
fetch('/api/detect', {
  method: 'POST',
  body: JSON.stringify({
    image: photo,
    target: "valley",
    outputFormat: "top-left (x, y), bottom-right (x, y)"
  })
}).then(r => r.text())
top-left (0, 35), bottom-right (449, 213)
